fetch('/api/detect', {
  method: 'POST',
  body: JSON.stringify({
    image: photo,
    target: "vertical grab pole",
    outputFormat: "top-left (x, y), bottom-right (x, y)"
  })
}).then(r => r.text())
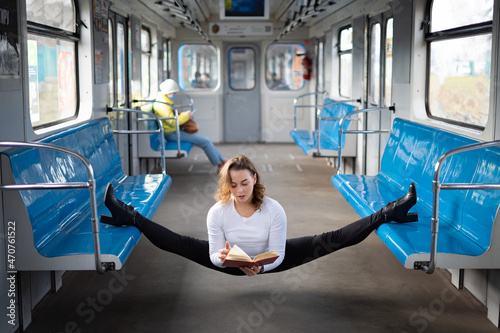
top-left (87, 176), bottom-right (105, 273)
top-left (173, 108), bottom-right (183, 158)
top-left (157, 118), bottom-right (166, 174)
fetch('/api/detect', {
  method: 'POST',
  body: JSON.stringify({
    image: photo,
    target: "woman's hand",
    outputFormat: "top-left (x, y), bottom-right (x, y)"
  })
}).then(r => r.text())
top-left (185, 110), bottom-right (194, 119)
top-left (218, 241), bottom-right (231, 262)
top-left (240, 265), bottom-right (262, 277)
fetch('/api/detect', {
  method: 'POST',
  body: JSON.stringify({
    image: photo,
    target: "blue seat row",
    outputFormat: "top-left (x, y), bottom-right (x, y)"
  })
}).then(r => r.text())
top-left (0, 117), bottom-right (171, 272)
top-left (290, 95), bottom-right (358, 157)
top-left (332, 118), bottom-right (500, 273)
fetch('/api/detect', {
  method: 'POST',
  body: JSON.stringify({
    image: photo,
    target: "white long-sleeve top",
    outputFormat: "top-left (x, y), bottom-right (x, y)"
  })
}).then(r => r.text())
top-left (207, 196), bottom-right (287, 273)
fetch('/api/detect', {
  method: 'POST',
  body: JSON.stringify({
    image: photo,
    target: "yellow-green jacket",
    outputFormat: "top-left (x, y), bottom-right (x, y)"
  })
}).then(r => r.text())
top-left (152, 92), bottom-right (190, 135)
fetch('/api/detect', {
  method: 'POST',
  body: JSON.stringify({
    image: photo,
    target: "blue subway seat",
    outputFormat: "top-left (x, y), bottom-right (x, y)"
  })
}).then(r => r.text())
top-left (1, 117), bottom-right (171, 271)
top-left (146, 118), bottom-right (194, 156)
top-left (290, 98), bottom-right (357, 157)
top-left (332, 118), bottom-right (500, 271)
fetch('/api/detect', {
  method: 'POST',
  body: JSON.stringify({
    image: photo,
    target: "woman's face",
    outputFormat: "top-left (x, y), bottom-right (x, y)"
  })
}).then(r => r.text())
top-left (229, 169), bottom-right (256, 205)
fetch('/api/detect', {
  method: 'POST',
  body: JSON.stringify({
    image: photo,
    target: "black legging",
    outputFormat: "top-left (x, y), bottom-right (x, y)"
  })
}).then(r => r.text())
top-left (134, 210), bottom-right (385, 276)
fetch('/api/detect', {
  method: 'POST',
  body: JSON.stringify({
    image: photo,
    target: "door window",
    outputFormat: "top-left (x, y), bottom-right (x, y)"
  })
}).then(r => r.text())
top-left (229, 48), bottom-right (255, 90)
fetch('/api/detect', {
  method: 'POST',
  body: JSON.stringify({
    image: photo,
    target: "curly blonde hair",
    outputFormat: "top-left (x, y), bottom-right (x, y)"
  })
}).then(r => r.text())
top-left (214, 155), bottom-right (266, 210)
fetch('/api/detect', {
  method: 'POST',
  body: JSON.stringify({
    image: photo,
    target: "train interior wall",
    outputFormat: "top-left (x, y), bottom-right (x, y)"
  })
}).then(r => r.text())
top-left (1, 0), bottom-right (500, 331)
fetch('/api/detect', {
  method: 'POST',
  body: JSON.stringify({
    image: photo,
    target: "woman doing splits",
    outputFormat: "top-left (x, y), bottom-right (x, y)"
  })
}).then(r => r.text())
top-left (101, 155), bottom-right (418, 276)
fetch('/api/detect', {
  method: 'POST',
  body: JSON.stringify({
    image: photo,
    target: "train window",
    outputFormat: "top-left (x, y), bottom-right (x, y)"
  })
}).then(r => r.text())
top-left (117, 23), bottom-right (126, 107)
top-left (178, 44), bottom-right (219, 90)
top-left (141, 27), bottom-right (152, 98)
top-left (166, 39), bottom-right (172, 79)
top-left (229, 48), bottom-right (255, 90)
top-left (108, 20), bottom-right (114, 107)
top-left (370, 23), bottom-right (381, 105)
top-left (338, 26), bottom-right (352, 97)
top-left (26, 0), bottom-right (78, 128)
top-left (385, 18), bottom-right (393, 106)
top-left (430, 0), bottom-right (493, 32)
top-left (26, 0), bottom-right (75, 32)
top-left (426, 0), bottom-right (493, 129)
top-left (161, 39), bottom-right (170, 81)
top-left (317, 40), bottom-right (324, 92)
top-left (265, 44), bottom-right (305, 90)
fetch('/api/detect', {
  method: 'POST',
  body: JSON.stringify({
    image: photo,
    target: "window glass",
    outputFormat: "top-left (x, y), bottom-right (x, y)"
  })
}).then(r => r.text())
top-left (265, 44), bottom-right (305, 90)
top-left (340, 27), bottom-right (352, 51)
top-left (27, 0), bottom-right (78, 128)
top-left (141, 27), bottom-right (151, 98)
top-left (117, 23), bottom-right (126, 107)
top-left (166, 39), bottom-right (172, 79)
top-left (178, 44), bottom-right (219, 90)
top-left (162, 40), bottom-right (168, 81)
top-left (385, 18), bottom-right (393, 106)
top-left (370, 23), bottom-right (381, 105)
top-left (317, 41), bottom-right (324, 92)
top-left (26, 0), bottom-right (75, 32)
top-left (339, 27), bottom-right (352, 97)
top-left (108, 20), bottom-right (114, 107)
top-left (28, 35), bottom-right (77, 126)
top-left (427, 0), bottom-right (492, 128)
top-left (229, 48), bottom-right (255, 90)
top-left (428, 35), bottom-right (491, 127)
top-left (431, 0), bottom-right (493, 32)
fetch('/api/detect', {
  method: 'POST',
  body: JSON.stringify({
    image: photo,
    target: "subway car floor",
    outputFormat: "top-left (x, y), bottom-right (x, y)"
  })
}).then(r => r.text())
top-left (23, 144), bottom-right (498, 333)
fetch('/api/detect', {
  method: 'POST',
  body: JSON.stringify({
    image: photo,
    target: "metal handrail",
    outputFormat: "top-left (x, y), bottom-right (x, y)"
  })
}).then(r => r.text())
top-left (107, 106), bottom-right (166, 173)
top-left (315, 99), bottom-right (362, 157)
top-left (0, 141), bottom-right (110, 274)
top-left (337, 106), bottom-right (396, 174)
top-left (292, 91), bottom-right (329, 129)
top-left (415, 139), bottom-right (500, 274)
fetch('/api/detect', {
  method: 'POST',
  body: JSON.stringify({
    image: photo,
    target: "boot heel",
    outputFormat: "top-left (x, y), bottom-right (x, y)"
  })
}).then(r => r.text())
top-left (402, 212), bottom-right (418, 223)
top-left (100, 214), bottom-right (114, 224)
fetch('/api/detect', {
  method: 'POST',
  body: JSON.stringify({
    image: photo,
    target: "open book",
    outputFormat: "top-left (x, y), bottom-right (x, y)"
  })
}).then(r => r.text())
top-left (222, 244), bottom-right (279, 268)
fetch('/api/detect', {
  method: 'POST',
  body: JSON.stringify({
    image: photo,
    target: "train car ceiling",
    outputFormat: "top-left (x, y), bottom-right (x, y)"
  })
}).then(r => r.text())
top-left (147, 0), bottom-right (354, 41)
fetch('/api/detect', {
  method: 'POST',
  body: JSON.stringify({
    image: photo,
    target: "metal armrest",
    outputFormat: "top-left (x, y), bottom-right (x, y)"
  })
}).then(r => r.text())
top-left (318, 117), bottom-right (359, 121)
top-left (336, 105), bottom-right (395, 174)
top-left (106, 106), bottom-right (168, 172)
top-left (0, 141), bottom-right (110, 274)
top-left (293, 91), bottom-right (329, 129)
top-left (414, 140), bottom-right (500, 274)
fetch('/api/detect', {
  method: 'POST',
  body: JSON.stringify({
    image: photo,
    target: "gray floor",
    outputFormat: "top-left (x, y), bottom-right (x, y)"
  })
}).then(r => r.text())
top-left (24, 144), bottom-right (498, 333)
